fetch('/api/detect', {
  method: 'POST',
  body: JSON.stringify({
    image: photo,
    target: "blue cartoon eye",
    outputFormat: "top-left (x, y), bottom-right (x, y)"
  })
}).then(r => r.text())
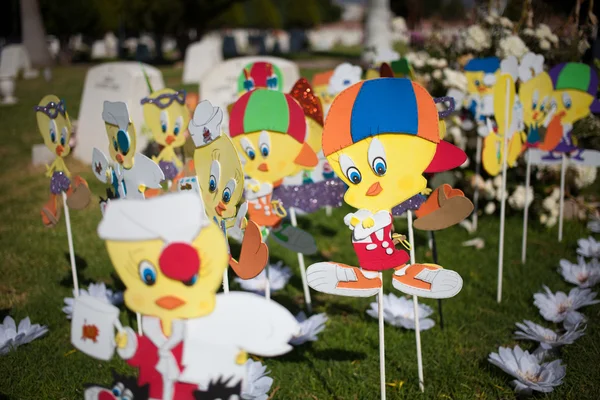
top-left (209, 175), bottom-right (217, 192)
top-left (532, 100), bottom-right (537, 110)
top-left (222, 187), bottom-right (232, 203)
top-left (161, 123), bottom-right (167, 133)
top-left (343, 79), bottom-right (351, 85)
top-left (475, 80), bottom-right (480, 87)
top-left (260, 144), bottom-right (269, 157)
top-left (372, 157), bottom-right (387, 176)
top-left (183, 274), bottom-right (198, 286)
top-left (113, 138), bottom-right (119, 152)
top-left (50, 129), bottom-right (56, 143)
top-left (173, 126), bottom-right (180, 135)
top-left (540, 102), bottom-right (545, 113)
top-left (563, 93), bottom-right (572, 110)
top-left (112, 383), bottom-right (124, 397)
top-left (246, 148), bottom-right (256, 160)
top-left (138, 261), bottom-right (157, 286)
top-left (117, 130), bottom-right (131, 155)
top-left (346, 166), bottom-right (362, 184)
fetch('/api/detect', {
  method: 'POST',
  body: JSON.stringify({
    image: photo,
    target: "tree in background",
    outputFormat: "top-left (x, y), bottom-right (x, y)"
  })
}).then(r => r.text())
top-left (441, 0), bottom-right (467, 21)
top-left (21, 0), bottom-right (53, 67)
top-left (247, 0), bottom-right (283, 29)
top-left (284, 0), bottom-right (320, 29)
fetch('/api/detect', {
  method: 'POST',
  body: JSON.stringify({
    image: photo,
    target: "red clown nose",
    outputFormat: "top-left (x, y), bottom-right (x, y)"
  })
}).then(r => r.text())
top-left (158, 242), bottom-right (200, 282)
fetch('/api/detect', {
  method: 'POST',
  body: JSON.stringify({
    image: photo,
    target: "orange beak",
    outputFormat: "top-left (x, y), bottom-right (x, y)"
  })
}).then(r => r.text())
top-left (366, 182), bottom-right (383, 196)
top-left (477, 86), bottom-right (487, 93)
top-left (155, 295), bottom-right (186, 310)
top-left (166, 135), bottom-right (176, 145)
top-left (215, 201), bottom-right (227, 216)
top-left (258, 163), bottom-right (269, 172)
top-left (116, 153), bottom-right (124, 164)
top-left (55, 145), bottom-right (64, 156)
top-left (532, 111), bottom-right (539, 120)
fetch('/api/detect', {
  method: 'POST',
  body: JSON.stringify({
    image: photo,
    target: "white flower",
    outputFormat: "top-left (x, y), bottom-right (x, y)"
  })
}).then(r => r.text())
top-left (535, 24), bottom-right (553, 40)
top-left (328, 63), bottom-right (362, 95)
top-left (508, 185), bottom-right (534, 210)
top-left (242, 359), bottom-right (273, 400)
top-left (437, 58), bottom-right (448, 68)
top-left (549, 34), bottom-right (559, 44)
top-left (495, 187), bottom-right (508, 202)
top-left (577, 236), bottom-right (600, 259)
top-left (514, 320), bottom-right (585, 350)
top-left (499, 17), bottom-right (514, 28)
top-left (573, 165), bottom-right (597, 189)
top-left (62, 282), bottom-right (121, 319)
top-left (523, 28), bottom-right (535, 36)
top-left (493, 175), bottom-right (503, 188)
top-left (481, 179), bottom-right (495, 199)
top-left (539, 39), bottom-right (551, 50)
top-left (235, 261), bottom-right (292, 295)
top-left (464, 25), bottom-right (491, 52)
top-left (432, 69), bottom-right (443, 80)
top-left (498, 35), bottom-right (529, 59)
top-left (366, 293), bottom-right (435, 330)
top-left (558, 257), bottom-right (600, 288)
top-left (578, 39), bottom-right (591, 54)
top-left (289, 312), bottom-right (327, 345)
top-left (484, 202), bottom-right (496, 215)
top-left (413, 58), bottom-right (425, 68)
top-left (533, 285), bottom-right (599, 323)
top-left (587, 217), bottom-right (600, 233)
top-left (563, 311), bottom-right (587, 331)
top-left (442, 68), bottom-right (468, 91)
top-left (0, 316), bottom-right (48, 355)
top-left (488, 345), bottom-right (566, 394)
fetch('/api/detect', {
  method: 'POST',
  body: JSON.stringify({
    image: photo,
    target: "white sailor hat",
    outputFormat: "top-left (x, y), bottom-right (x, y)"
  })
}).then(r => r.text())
top-left (102, 101), bottom-right (130, 131)
top-left (189, 100), bottom-right (224, 148)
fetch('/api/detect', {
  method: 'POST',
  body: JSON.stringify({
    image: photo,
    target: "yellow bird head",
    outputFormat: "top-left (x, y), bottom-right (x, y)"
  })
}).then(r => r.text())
top-left (35, 95), bottom-right (72, 158)
top-left (322, 78), bottom-right (466, 212)
top-left (229, 89), bottom-right (318, 185)
top-left (141, 88), bottom-right (189, 148)
top-left (519, 71), bottom-right (553, 127)
top-left (98, 193), bottom-right (228, 321)
top-left (102, 101), bottom-right (137, 169)
top-left (548, 62), bottom-right (600, 125)
top-left (464, 57), bottom-right (501, 97)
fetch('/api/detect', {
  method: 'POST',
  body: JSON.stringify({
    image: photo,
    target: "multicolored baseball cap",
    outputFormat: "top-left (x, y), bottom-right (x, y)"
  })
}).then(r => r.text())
top-left (464, 57), bottom-right (501, 73)
top-left (237, 61), bottom-right (283, 93)
top-left (229, 89), bottom-right (307, 143)
top-left (549, 62), bottom-right (600, 112)
top-left (322, 78), bottom-right (466, 173)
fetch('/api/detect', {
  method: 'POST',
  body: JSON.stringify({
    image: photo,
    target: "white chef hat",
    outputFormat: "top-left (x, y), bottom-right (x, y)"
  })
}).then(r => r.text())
top-left (189, 100), bottom-right (224, 148)
top-left (102, 101), bottom-right (130, 131)
top-left (518, 52), bottom-right (545, 83)
top-left (98, 192), bottom-right (210, 243)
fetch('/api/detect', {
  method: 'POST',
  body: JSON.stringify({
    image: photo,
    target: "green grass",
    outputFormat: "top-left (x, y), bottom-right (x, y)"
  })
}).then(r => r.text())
top-left (0, 66), bottom-right (599, 400)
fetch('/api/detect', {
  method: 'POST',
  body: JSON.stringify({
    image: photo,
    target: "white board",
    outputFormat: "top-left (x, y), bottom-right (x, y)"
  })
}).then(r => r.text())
top-left (199, 56), bottom-right (300, 134)
top-left (74, 62), bottom-right (164, 164)
top-left (0, 44), bottom-right (33, 79)
top-left (182, 35), bottom-right (223, 84)
top-left (91, 41), bottom-right (107, 60)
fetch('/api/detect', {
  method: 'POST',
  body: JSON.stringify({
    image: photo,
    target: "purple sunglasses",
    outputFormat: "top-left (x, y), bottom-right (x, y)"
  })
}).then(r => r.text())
top-left (140, 90), bottom-right (187, 109)
top-left (434, 96), bottom-right (456, 118)
top-left (33, 100), bottom-right (66, 119)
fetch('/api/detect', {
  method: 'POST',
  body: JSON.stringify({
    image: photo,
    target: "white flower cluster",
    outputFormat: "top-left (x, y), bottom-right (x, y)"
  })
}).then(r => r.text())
top-left (464, 25), bottom-right (491, 52)
top-left (540, 188), bottom-right (560, 228)
top-left (405, 51), bottom-right (430, 69)
top-left (497, 35), bottom-right (529, 59)
top-left (442, 68), bottom-right (468, 92)
top-left (508, 185), bottom-right (534, 210)
top-left (573, 165), bottom-right (597, 189)
top-left (525, 23), bottom-right (559, 52)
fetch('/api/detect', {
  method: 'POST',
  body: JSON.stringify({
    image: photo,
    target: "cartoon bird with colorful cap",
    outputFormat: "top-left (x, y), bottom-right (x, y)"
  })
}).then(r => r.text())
top-left (34, 95), bottom-right (91, 227)
top-left (237, 61), bottom-right (282, 94)
top-left (307, 78), bottom-right (471, 298)
top-left (189, 100), bottom-right (269, 279)
top-left (229, 88), bottom-right (319, 254)
top-left (92, 101), bottom-right (164, 202)
top-left (541, 62), bottom-right (600, 161)
top-left (98, 193), bottom-right (298, 400)
top-left (464, 57), bottom-right (500, 135)
top-left (141, 87), bottom-right (190, 182)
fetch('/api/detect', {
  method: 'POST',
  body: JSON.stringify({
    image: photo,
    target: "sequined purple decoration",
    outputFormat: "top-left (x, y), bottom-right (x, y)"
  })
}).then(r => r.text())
top-left (50, 171), bottom-right (71, 194)
top-left (392, 194), bottom-right (426, 216)
top-left (159, 161), bottom-right (179, 181)
top-left (273, 178), bottom-right (346, 212)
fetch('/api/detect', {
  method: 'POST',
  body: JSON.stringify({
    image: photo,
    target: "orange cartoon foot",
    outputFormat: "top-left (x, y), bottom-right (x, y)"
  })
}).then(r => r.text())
top-left (41, 195), bottom-right (60, 227)
top-left (307, 262), bottom-right (381, 297)
top-left (392, 263), bottom-right (463, 299)
top-left (229, 220), bottom-right (269, 279)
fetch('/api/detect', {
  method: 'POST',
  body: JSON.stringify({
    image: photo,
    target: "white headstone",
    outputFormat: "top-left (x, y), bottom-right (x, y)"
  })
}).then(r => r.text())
top-left (139, 34), bottom-right (156, 53)
top-left (69, 34), bottom-right (85, 52)
top-left (47, 36), bottom-right (60, 58)
top-left (74, 62), bottom-right (164, 164)
top-left (124, 38), bottom-right (138, 55)
top-left (265, 33), bottom-right (276, 53)
top-left (91, 41), bottom-right (107, 60)
top-left (277, 31), bottom-right (290, 54)
top-left (162, 37), bottom-right (177, 54)
top-left (182, 35), bottom-right (223, 84)
top-left (0, 44), bottom-right (33, 79)
top-left (199, 56), bottom-right (300, 134)
top-left (104, 32), bottom-right (118, 58)
top-left (232, 29), bottom-right (249, 53)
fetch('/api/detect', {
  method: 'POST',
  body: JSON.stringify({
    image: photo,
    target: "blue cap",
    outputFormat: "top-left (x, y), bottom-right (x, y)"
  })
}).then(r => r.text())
top-left (464, 57), bottom-right (501, 73)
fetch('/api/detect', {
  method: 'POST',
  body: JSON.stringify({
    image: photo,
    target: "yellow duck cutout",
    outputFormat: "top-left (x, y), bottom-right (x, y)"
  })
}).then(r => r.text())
top-left (92, 101), bottom-right (164, 204)
top-left (34, 95), bottom-right (91, 227)
top-left (141, 87), bottom-right (190, 183)
top-left (188, 100), bottom-right (269, 279)
top-left (482, 56), bottom-right (525, 176)
top-left (306, 78), bottom-right (472, 299)
top-left (91, 193), bottom-right (298, 400)
top-left (464, 57), bottom-right (501, 137)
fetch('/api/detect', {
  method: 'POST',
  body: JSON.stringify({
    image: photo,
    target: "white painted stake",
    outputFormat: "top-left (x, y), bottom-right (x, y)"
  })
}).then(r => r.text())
top-left (325, 205), bottom-right (332, 217)
top-left (472, 135), bottom-right (483, 231)
top-left (521, 150), bottom-right (532, 264)
top-left (136, 312), bottom-right (143, 335)
top-left (289, 207), bottom-right (312, 313)
top-left (264, 229), bottom-right (271, 300)
top-left (62, 192), bottom-right (79, 297)
top-left (407, 211), bottom-right (424, 392)
top-left (378, 275), bottom-right (386, 400)
top-left (497, 82), bottom-right (510, 304)
top-left (558, 154), bottom-right (567, 242)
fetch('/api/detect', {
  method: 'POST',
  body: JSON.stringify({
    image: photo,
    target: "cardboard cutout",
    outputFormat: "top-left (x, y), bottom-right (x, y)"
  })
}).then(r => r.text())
top-left (84, 370), bottom-right (150, 400)
top-left (34, 95), bottom-right (91, 227)
top-left (72, 193), bottom-right (298, 400)
top-left (237, 61), bottom-right (283, 94)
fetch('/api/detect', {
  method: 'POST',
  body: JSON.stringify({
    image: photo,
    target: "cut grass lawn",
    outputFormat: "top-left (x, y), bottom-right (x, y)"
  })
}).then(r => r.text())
top-left (0, 66), bottom-right (599, 400)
